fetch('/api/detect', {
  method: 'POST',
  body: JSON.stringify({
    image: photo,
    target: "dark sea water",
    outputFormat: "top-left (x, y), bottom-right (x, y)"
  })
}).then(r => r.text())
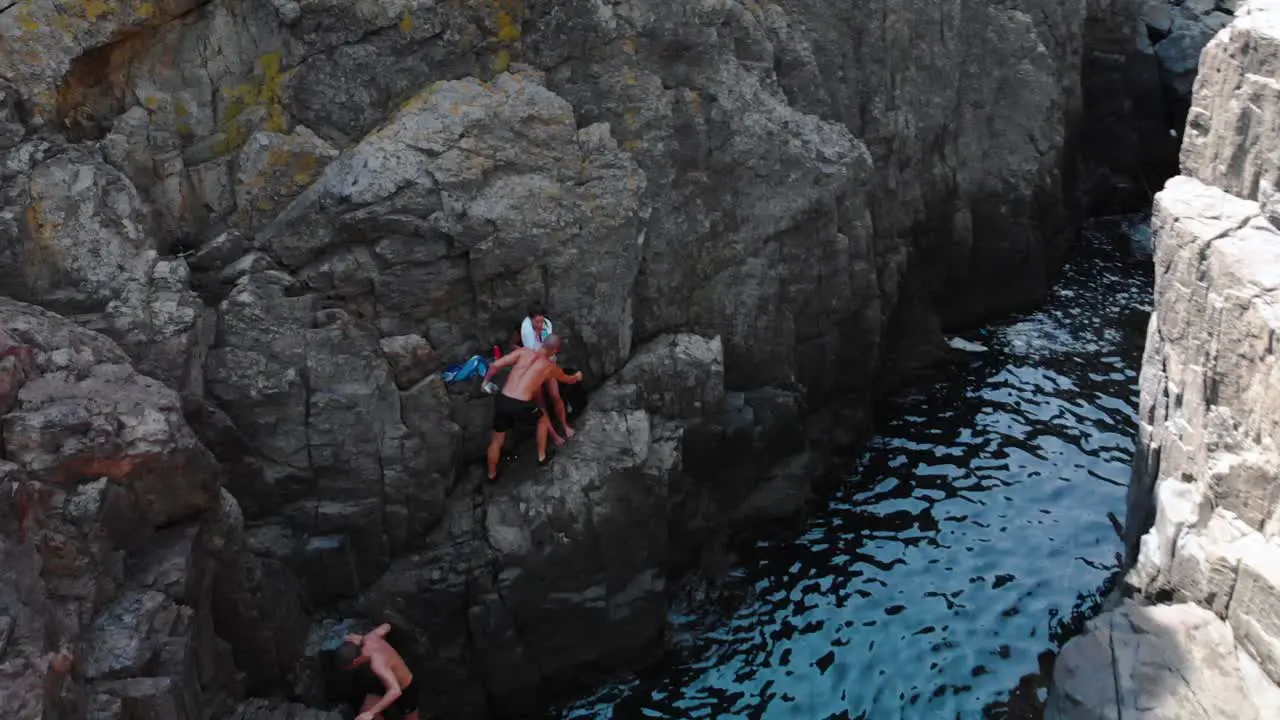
top-left (553, 218), bottom-right (1154, 720)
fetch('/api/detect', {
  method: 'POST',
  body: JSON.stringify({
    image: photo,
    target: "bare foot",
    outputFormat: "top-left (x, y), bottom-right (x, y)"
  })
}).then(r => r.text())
top-left (563, 426), bottom-right (576, 440)
top-left (551, 431), bottom-right (566, 446)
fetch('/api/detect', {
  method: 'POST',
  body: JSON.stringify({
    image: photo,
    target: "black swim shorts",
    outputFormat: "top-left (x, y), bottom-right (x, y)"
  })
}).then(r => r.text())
top-left (393, 676), bottom-right (420, 716)
top-left (492, 394), bottom-right (542, 432)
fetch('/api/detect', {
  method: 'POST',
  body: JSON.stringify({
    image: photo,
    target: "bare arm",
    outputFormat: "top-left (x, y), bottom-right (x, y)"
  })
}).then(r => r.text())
top-left (359, 658), bottom-right (403, 718)
top-left (550, 365), bottom-right (584, 384)
top-left (482, 350), bottom-right (521, 384)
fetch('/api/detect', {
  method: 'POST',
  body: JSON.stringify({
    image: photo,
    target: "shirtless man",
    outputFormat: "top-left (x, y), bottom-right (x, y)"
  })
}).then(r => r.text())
top-left (520, 308), bottom-right (574, 443)
top-left (481, 334), bottom-right (584, 481)
top-left (334, 624), bottom-right (420, 720)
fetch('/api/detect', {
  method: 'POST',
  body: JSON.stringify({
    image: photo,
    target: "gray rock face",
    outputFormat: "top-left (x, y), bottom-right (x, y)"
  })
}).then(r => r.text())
top-left (260, 70), bottom-right (648, 378)
top-left (1048, 3), bottom-right (1280, 715)
top-left (0, 298), bottom-right (246, 720)
top-left (355, 333), bottom-right (721, 715)
top-left (0, 0), bottom-right (1171, 716)
top-left (0, 147), bottom-right (160, 313)
top-left (1141, 0), bottom-right (1237, 105)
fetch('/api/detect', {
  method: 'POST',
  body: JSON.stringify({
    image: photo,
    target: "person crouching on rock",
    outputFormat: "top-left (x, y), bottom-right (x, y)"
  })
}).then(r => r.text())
top-left (481, 333), bottom-right (584, 482)
top-left (334, 624), bottom-right (421, 720)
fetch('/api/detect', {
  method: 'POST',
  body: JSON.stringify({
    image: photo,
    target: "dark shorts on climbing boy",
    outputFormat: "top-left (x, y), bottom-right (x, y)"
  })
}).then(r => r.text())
top-left (492, 393), bottom-right (542, 433)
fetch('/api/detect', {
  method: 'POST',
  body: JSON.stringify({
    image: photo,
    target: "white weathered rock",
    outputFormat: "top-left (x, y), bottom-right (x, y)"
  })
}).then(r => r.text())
top-left (1096, 6), bottom-right (1280, 717)
top-left (1046, 601), bottom-right (1279, 720)
top-left (1181, 0), bottom-right (1280, 201)
top-left (1228, 540), bottom-right (1280, 683)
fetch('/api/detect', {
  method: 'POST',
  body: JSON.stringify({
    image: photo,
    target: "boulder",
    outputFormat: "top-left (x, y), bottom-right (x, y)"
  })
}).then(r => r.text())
top-left (0, 149), bottom-right (160, 313)
top-left (1046, 601), bottom-right (1279, 719)
top-left (261, 70), bottom-right (647, 378)
top-left (233, 127), bottom-right (338, 232)
top-left (1153, 15), bottom-right (1219, 99)
top-left (103, 259), bottom-right (214, 401)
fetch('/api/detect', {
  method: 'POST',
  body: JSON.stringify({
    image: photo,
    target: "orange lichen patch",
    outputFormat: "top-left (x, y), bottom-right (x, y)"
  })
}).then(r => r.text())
top-left (58, 454), bottom-right (156, 483)
top-left (399, 9), bottom-right (413, 33)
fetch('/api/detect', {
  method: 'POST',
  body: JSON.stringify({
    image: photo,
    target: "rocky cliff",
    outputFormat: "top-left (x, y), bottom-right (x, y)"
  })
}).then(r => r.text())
top-left (1047, 2), bottom-right (1280, 717)
top-left (0, 0), bottom-right (1157, 717)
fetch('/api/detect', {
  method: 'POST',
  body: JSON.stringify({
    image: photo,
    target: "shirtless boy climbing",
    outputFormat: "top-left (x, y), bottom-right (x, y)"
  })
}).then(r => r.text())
top-left (481, 334), bottom-right (584, 482)
top-left (335, 624), bottom-right (420, 720)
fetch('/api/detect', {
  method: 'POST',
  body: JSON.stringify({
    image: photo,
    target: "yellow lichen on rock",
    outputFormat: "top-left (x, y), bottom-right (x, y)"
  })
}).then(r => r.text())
top-left (400, 9), bottom-right (413, 33)
top-left (217, 52), bottom-right (290, 156)
top-left (482, 0), bottom-right (523, 74)
top-left (492, 48), bottom-right (511, 73)
top-left (83, 0), bottom-right (113, 22)
top-left (15, 6), bottom-right (41, 32)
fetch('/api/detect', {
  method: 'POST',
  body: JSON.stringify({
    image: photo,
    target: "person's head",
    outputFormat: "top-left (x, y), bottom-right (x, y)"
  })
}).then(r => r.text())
top-left (528, 306), bottom-right (547, 330)
top-left (334, 640), bottom-right (366, 670)
top-left (541, 333), bottom-right (563, 355)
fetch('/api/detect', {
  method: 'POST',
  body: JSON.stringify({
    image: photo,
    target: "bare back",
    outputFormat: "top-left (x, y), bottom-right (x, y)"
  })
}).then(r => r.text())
top-left (501, 348), bottom-right (557, 401)
top-left (359, 633), bottom-right (413, 688)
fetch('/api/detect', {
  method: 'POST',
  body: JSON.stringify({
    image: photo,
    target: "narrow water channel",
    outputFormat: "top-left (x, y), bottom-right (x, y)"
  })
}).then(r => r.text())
top-left (554, 218), bottom-right (1154, 719)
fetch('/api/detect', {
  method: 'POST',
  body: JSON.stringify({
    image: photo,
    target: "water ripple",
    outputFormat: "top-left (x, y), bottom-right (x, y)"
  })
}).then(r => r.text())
top-left (556, 220), bottom-right (1153, 720)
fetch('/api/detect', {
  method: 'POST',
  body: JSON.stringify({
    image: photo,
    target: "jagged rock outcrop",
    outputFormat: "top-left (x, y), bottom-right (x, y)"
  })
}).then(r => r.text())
top-left (1143, 0), bottom-right (1237, 103)
top-left (1048, 2), bottom-right (1280, 716)
top-left (0, 297), bottom-right (238, 719)
top-left (343, 333), bottom-right (724, 716)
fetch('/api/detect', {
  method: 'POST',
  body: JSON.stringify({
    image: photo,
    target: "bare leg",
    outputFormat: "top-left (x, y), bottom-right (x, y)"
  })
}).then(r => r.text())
top-left (536, 414), bottom-right (551, 462)
top-left (486, 431), bottom-right (506, 481)
top-left (537, 385), bottom-right (565, 446)
top-left (360, 695), bottom-right (384, 719)
top-left (546, 379), bottom-right (573, 439)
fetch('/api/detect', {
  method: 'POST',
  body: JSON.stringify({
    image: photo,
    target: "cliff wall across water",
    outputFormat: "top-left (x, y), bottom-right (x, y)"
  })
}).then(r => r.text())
top-left (1047, 2), bottom-right (1280, 717)
top-left (0, 0), bottom-right (1159, 717)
